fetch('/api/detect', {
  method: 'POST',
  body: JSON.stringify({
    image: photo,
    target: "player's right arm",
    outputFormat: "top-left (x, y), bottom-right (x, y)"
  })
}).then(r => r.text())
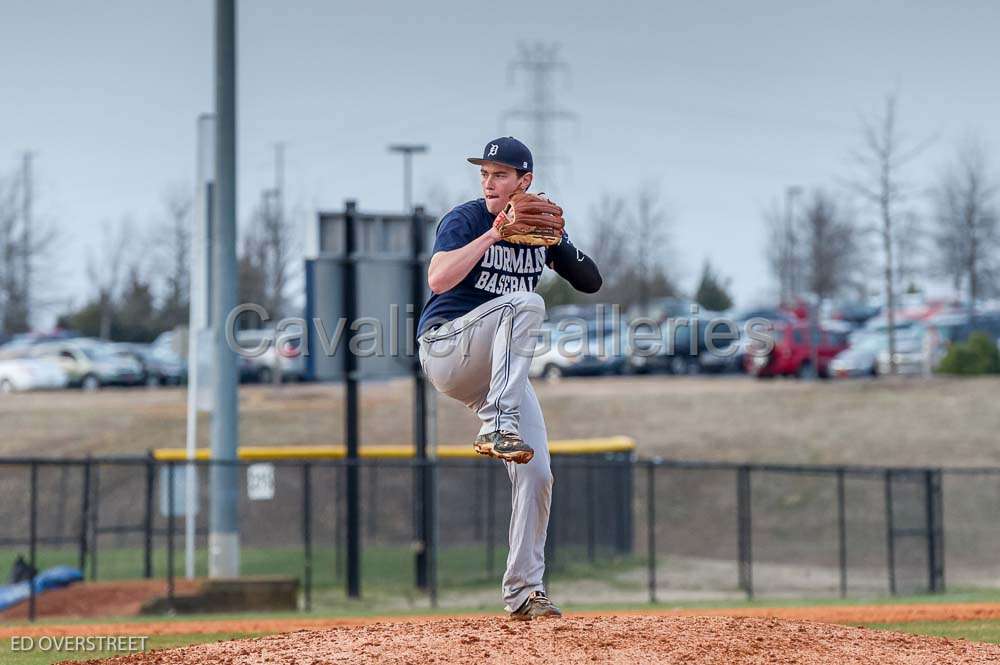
top-left (427, 227), bottom-right (500, 294)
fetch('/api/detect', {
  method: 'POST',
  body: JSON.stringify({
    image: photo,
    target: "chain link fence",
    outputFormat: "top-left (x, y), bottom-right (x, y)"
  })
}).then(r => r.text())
top-left (0, 453), bottom-right (982, 620)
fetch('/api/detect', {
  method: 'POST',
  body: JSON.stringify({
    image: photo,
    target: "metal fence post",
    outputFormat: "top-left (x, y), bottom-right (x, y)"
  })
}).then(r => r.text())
top-left (736, 466), bottom-right (753, 599)
top-left (78, 457), bottom-right (91, 575)
top-left (545, 460), bottom-right (557, 585)
top-left (427, 457), bottom-right (438, 609)
top-left (411, 205), bottom-right (432, 593)
top-left (935, 470), bottom-right (945, 592)
top-left (343, 199), bottom-right (361, 599)
top-left (90, 464), bottom-right (100, 581)
top-left (622, 455), bottom-right (634, 553)
top-left (925, 469), bottom-right (944, 593)
top-left (647, 461), bottom-right (656, 604)
top-left (884, 469), bottom-right (896, 595)
top-left (28, 462), bottom-right (38, 622)
top-left (302, 463), bottom-right (313, 611)
top-left (366, 465), bottom-right (377, 539)
top-left (334, 464), bottom-right (344, 582)
top-left (587, 459), bottom-right (596, 563)
top-left (144, 454), bottom-right (156, 579)
top-left (836, 468), bottom-right (847, 598)
top-left (167, 461), bottom-right (176, 611)
top-left (611, 457), bottom-right (624, 552)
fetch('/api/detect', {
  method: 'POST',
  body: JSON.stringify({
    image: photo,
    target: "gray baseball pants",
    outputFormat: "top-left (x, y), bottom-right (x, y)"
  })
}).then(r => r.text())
top-left (418, 291), bottom-right (552, 612)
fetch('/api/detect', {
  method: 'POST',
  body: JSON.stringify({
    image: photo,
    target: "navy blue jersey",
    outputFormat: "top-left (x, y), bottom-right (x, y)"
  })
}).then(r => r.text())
top-left (417, 198), bottom-right (558, 337)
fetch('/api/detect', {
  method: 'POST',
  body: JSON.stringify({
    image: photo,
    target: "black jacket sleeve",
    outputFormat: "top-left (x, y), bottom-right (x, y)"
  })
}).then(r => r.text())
top-left (545, 234), bottom-right (602, 293)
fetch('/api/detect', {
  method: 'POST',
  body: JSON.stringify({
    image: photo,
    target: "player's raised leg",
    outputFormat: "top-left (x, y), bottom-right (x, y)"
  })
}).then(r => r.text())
top-left (419, 290), bottom-right (544, 464)
top-left (472, 291), bottom-right (545, 463)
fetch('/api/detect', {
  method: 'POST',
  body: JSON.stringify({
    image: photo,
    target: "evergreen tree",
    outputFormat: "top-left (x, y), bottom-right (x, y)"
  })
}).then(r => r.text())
top-left (694, 259), bottom-right (734, 312)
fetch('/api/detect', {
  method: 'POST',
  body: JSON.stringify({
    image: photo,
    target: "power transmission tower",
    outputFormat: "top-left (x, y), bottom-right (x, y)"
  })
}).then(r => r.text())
top-left (502, 42), bottom-right (576, 190)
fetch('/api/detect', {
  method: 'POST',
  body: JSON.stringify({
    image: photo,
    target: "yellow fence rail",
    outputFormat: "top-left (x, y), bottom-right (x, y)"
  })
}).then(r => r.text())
top-left (152, 435), bottom-right (635, 461)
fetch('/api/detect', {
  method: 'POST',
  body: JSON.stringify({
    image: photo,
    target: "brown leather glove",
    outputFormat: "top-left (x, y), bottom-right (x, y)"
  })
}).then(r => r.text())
top-left (493, 192), bottom-right (565, 246)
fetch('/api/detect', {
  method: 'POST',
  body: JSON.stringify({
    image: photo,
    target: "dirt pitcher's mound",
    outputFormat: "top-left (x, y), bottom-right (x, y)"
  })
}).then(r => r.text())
top-left (83, 615), bottom-right (1000, 664)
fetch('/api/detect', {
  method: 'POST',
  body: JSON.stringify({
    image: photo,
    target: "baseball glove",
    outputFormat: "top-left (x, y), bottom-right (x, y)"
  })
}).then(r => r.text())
top-left (493, 192), bottom-right (565, 246)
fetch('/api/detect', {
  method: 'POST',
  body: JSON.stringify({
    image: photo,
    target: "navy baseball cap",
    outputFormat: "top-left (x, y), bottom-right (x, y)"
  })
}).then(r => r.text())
top-left (467, 137), bottom-right (533, 172)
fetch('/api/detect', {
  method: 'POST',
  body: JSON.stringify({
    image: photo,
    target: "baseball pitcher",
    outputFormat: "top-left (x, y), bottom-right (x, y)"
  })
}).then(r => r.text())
top-left (417, 137), bottom-right (602, 620)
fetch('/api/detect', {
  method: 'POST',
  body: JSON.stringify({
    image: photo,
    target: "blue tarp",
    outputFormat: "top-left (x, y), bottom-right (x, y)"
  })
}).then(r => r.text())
top-left (0, 566), bottom-right (83, 611)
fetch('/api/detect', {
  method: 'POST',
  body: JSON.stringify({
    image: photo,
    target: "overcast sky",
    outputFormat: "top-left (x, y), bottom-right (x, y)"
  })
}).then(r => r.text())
top-left (2, 0), bottom-right (998, 327)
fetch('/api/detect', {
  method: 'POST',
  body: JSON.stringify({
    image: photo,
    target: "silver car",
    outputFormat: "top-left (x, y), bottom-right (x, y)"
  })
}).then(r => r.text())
top-left (830, 334), bottom-right (885, 378)
top-left (32, 339), bottom-right (144, 390)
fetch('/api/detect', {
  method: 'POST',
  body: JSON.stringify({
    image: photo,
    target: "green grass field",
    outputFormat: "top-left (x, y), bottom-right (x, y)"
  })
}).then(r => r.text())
top-left (3, 541), bottom-right (642, 598)
top-left (866, 620), bottom-right (1000, 643)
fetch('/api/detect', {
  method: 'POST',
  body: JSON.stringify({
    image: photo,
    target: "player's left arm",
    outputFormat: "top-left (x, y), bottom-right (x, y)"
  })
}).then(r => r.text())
top-left (546, 233), bottom-right (602, 293)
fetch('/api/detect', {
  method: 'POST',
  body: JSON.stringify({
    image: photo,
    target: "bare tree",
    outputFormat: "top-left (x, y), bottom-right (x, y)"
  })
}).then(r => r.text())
top-left (0, 164), bottom-right (58, 334)
top-left (87, 218), bottom-right (133, 340)
top-left (763, 198), bottom-right (801, 305)
top-left (629, 183), bottom-right (672, 314)
top-left (577, 188), bottom-right (676, 310)
top-left (893, 210), bottom-right (924, 295)
top-left (152, 186), bottom-right (192, 328)
top-left (423, 182), bottom-right (478, 219)
top-left (847, 93), bottom-right (930, 374)
top-left (801, 190), bottom-right (862, 304)
top-left (585, 194), bottom-right (627, 288)
top-left (931, 137), bottom-right (1000, 321)
top-left (239, 189), bottom-right (298, 321)
top-left (0, 174), bottom-right (19, 333)
top-left (792, 190), bottom-right (861, 377)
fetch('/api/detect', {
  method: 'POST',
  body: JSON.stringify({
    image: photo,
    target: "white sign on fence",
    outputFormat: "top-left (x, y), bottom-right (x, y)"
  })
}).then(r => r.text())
top-left (247, 463), bottom-right (275, 501)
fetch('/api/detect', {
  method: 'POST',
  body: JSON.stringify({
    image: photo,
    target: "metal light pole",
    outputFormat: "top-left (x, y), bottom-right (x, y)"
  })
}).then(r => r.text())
top-left (388, 144), bottom-right (428, 212)
top-left (209, 0), bottom-right (240, 578)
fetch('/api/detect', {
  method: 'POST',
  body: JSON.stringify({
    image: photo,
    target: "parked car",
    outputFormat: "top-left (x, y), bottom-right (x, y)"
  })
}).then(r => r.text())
top-left (235, 326), bottom-right (306, 383)
top-left (530, 319), bottom-right (629, 379)
top-left (881, 311), bottom-right (1000, 375)
top-left (0, 356), bottom-right (69, 393)
top-left (830, 333), bottom-right (885, 378)
top-left (0, 331), bottom-right (79, 359)
top-left (30, 339), bottom-right (143, 390)
top-left (876, 325), bottom-right (929, 376)
top-left (636, 316), bottom-right (741, 375)
top-left (111, 343), bottom-right (187, 386)
top-left (744, 321), bottom-right (849, 378)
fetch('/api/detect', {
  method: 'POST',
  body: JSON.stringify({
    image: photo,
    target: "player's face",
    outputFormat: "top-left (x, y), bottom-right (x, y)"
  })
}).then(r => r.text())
top-left (480, 164), bottom-right (530, 214)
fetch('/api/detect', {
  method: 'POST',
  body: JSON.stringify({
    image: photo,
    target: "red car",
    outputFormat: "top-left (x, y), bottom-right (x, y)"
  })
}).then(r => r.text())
top-left (744, 320), bottom-right (848, 378)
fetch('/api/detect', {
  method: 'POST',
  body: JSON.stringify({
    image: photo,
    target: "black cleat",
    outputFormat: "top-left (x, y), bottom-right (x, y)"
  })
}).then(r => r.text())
top-left (509, 591), bottom-right (562, 621)
top-left (473, 430), bottom-right (534, 464)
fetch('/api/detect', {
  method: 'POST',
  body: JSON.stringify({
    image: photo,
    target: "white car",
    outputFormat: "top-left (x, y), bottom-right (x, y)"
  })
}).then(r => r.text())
top-left (529, 328), bottom-right (589, 379)
top-left (235, 327), bottom-right (306, 383)
top-left (0, 357), bottom-right (69, 393)
top-left (876, 326), bottom-right (929, 376)
top-left (830, 333), bottom-right (885, 378)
